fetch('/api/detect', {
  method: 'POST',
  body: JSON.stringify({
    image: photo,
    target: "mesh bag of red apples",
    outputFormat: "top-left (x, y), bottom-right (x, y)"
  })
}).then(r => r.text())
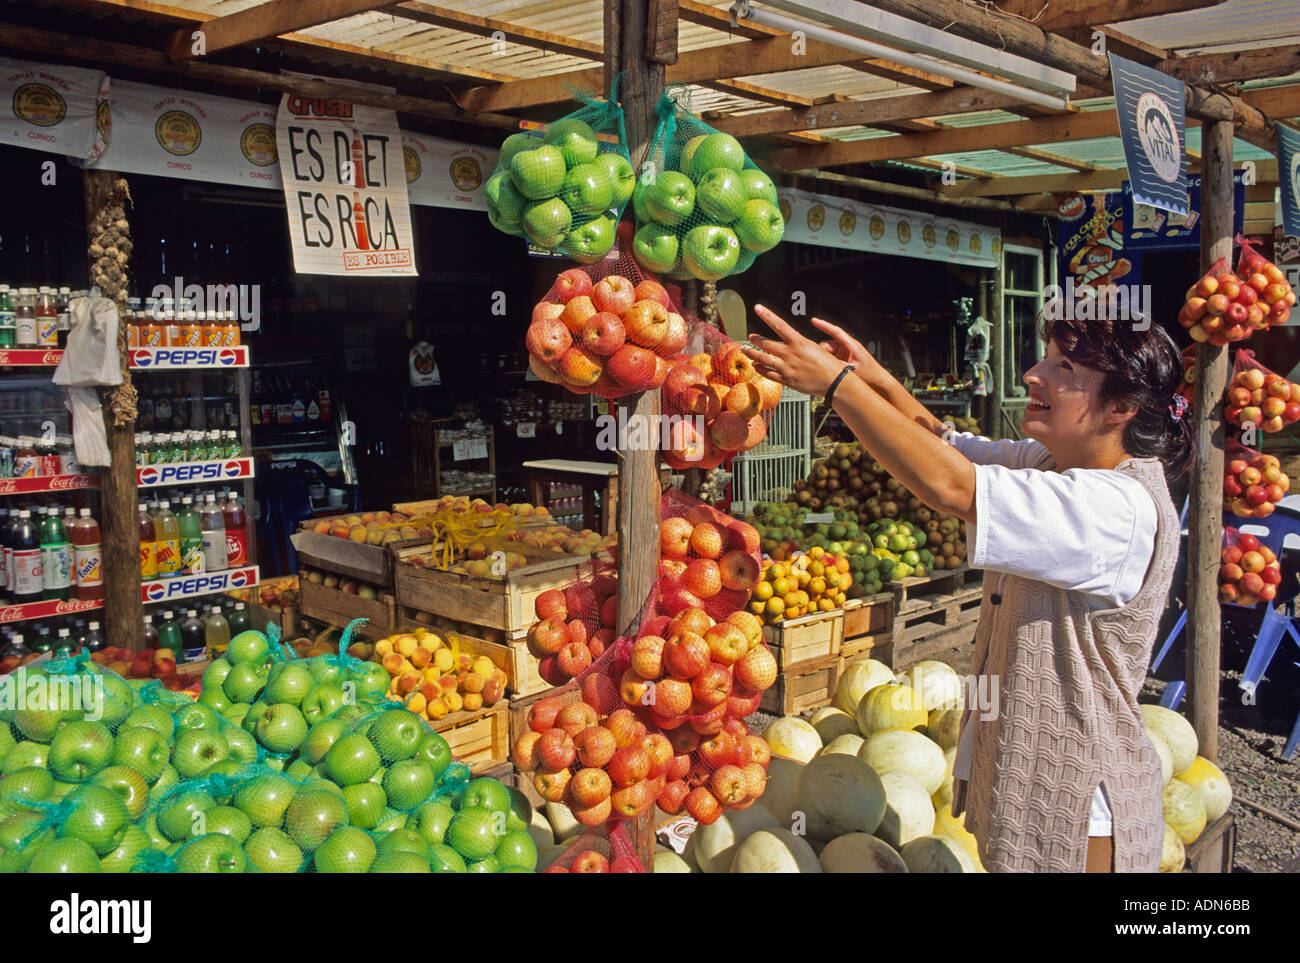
top-left (1224, 439), bottom-right (1290, 519)
top-left (1218, 526), bottom-right (1283, 608)
top-left (1225, 349), bottom-right (1300, 435)
top-left (1179, 236), bottom-right (1297, 345)
top-left (525, 556), bottom-right (621, 686)
top-left (545, 820), bottom-right (644, 873)
top-left (485, 84), bottom-right (632, 262)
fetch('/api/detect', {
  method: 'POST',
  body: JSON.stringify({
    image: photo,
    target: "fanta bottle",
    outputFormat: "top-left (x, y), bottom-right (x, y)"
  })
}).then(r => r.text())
top-left (153, 500), bottom-right (182, 579)
top-left (68, 507), bottom-right (103, 602)
top-left (139, 501), bottom-right (157, 581)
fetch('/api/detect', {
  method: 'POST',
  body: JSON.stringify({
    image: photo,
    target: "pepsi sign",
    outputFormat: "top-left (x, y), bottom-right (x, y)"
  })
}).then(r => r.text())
top-left (129, 347), bottom-right (248, 369)
top-left (137, 458), bottom-right (252, 488)
top-left (141, 567), bottom-right (257, 603)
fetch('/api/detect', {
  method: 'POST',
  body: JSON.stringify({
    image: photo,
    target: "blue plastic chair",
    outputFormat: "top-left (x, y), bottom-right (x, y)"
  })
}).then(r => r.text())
top-left (256, 459), bottom-right (358, 576)
top-left (1151, 502), bottom-right (1300, 759)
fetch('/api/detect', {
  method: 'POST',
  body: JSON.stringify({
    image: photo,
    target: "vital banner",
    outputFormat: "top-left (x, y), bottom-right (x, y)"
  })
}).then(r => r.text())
top-left (0, 56), bottom-right (108, 163)
top-left (1279, 124), bottom-right (1300, 238)
top-left (1109, 53), bottom-right (1188, 216)
top-left (1122, 172), bottom-right (1245, 250)
top-left (276, 88), bottom-right (417, 276)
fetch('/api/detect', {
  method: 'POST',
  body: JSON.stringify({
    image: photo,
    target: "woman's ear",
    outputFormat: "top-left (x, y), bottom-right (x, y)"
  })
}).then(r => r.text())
top-left (1106, 401), bottom-right (1139, 428)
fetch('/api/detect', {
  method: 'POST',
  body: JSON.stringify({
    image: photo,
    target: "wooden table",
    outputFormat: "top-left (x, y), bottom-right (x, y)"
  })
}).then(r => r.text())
top-left (523, 459), bottom-right (619, 534)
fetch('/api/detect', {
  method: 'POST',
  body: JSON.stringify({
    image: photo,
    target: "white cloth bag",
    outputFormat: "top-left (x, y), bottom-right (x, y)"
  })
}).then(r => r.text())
top-left (52, 296), bottom-right (124, 469)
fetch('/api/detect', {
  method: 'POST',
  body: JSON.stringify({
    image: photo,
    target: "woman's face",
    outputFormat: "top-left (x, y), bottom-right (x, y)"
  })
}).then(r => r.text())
top-left (1020, 339), bottom-right (1117, 446)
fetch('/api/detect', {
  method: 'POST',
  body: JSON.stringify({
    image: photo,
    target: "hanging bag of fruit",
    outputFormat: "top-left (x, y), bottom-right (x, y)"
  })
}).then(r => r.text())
top-left (1224, 438), bottom-right (1289, 519)
top-left (1225, 348), bottom-right (1300, 436)
top-left (1235, 234), bottom-right (1296, 330)
top-left (1178, 253), bottom-right (1244, 346)
top-left (633, 86), bottom-right (784, 281)
top-left (485, 76), bottom-right (633, 262)
top-left (1217, 526), bottom-right (1282, 608)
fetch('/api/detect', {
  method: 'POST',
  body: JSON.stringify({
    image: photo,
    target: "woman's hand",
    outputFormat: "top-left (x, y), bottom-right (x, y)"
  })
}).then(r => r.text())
top-left (811, 317), bottom-right (872, 368)
top-left (745, 305), bottom-right (849, 397)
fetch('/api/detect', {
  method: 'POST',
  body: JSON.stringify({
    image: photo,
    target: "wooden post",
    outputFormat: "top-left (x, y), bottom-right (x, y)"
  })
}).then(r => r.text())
top-left (607, 0), bottom-right (667, 871)
top-left (1187, 120), bottom-right (1234, 763)
top-left (83, 170), bottom-right (143, 650)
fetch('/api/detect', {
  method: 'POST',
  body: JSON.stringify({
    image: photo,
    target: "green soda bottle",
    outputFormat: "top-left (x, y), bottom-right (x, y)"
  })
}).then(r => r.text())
top-left (177, 495), bottom-right (204, 575)
top-left (226, 600), bottom-right (250, 635)
top-left (0, 284), bottom-right (15, 346)
top-left (156, 609), bottom-right (184, 662)
top-left (39, 507), bottom-right (72, 602)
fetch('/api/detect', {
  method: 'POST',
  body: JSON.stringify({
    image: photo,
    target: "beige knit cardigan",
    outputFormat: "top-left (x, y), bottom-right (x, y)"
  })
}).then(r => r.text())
top-left (951, 456), bottom-right (1181, 872)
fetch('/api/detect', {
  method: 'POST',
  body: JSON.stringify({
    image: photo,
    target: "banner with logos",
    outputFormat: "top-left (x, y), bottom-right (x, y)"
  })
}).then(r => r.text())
top-left (0, 56), bottom-right (108, 163)
top-left (1122, 172), bottom-right (1245, 250)
top-left (87, 79), bottom-right (280, 190)
top-left (1278, 124), bottom-right (1300, 239)
top-left (1056, 191), bottom-right (1142, 294)
top-left (775, 188), bottom-right (1000, 268)
top-left (275, 90), bottom-right (417, 276)
top-left (402, 131), bottom-right (494, 211)
top-left (1109, 53), bottom-right (1188, 216)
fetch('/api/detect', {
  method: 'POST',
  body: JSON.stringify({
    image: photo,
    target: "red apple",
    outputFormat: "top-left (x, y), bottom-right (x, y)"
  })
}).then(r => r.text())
top-left (607, 746), bottom-right (651, 786)
top-left (555, 268), bottom-right (593, 303)
top-left (664, 631), bottom-right (711, 680)
top-left (574, 725), bottom-right (618, 768)
top-left (568, 767), bottom-right (613, 807)
top-left (536, 728), bottom-right (576, 771)
top-left (633, 279), bottom-right (671, 309)
top-left (691, 663), bottom-right (733, 708)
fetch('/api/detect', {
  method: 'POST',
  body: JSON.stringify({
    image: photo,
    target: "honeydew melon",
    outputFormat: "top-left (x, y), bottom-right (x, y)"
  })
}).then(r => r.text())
top-left (820, 733), bottom-right (865, 757)
top-left (693, 804), bottom-right (779, 873)
top-left (858, 728), bottom-right (947, 795)
top-left (818, 832), bottom-right (907, 873)
top-left (810, 707), bottom-right (859, 745)
top-left (794, 753), bottom-right (886, 841)
top-left (932, 745), bottom-right (958, 811)
top-left (1149, 734), bottom-right (1174, 786)
top-left (875, 771), bottom-right (934, 848)
top-left (654, 850), bottom-right (695, 873)
top-left (835, 658), bottom-right (895, 715)
top-left (900, 834), bottom-right (975, 873)
top-left (927, 708), bottom-right (963, 751)
top-left (902, 661), bottom-right (964, 711)
top-left (1162, 779), bottom-right (1207, 845)
top-left (729, 828), bottom-right (822, 873)
top-left (933, 808), bottom-right (980, 865)
top-left (1159, 823), bottom-right (1186, 873)
top-left (856, 684), bottom-right (927, 736)
top-left (1140, 705), bottom-right (1198, 777)
top-left (757, 756), bottom-right (804, 827)
top-left (1176, 756), bottom-right (1232, 822)
top-left (762, 716), bottom-right (822, 764)
top-left (545, 801), bottom-right (583, 842)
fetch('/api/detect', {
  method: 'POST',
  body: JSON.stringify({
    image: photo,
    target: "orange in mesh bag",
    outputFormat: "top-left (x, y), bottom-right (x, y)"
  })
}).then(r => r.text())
top-left (1225, 348), bottom-right (1300, 434)
top-left (1218, 526), bottom-right (1281, 607)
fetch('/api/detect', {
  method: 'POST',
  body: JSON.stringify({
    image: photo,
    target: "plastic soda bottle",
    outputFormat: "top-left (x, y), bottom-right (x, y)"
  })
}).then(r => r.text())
top-left (201, 494), bottom-right (227, 572)
top-left (177, 496), bottom-right (204, 575)
top-left (39, 506), bottom-right (72, 601)
top-left (139, 501), bottom-right (158, 581)
top-left (142, 614), bottom-right (159, 651)
top-left (54, 627), bottom-right (73, 658)
top-left (179, 609), bottom-right (205, 662)
top-left (13, 288), bottom-right (37, 347)
top-left (178, 308), bottom-right (202, 348)
top-left (157, 610), bottom-right (183, 661)
top-left (227, 601), bottom-right (250, 635)
top-left (153, 500), bottom-right (182, 579)
top-left (222, 490), bottom-right (247, 566)
top-left (35, 287), bottom-right (57, 347)
top-left (69, 507), bottom-right (104, 601)
top-left (224, 430), bottom-right (241, 458)
top-left (0, 284), bottom-right (14, 346)
top-left (83, 621), bottom-right (104, 653)
top-left (11, 509), bottom-right (42, 604)
top-left (204, 604), bottom-right (230, 659)
top-left (201, 311), bottom-right (221, 347)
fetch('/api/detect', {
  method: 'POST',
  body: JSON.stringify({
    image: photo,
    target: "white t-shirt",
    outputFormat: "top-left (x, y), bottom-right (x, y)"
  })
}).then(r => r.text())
top-left (946, 432), bottom-right (1158, 836)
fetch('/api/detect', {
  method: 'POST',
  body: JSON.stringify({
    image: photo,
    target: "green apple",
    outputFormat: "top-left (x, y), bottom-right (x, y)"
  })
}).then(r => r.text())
top-left (300, 683), bottom-right (345, 725)
top-left (632, 222), bottom-right (680, 273)
top-left (429, 843), bottom-right (467, 873)
top-left (201, 657), bottom-right (232, 692)
top-left (151, 763), bottom-right (181, 799)
top-left (314, 825), bottom-right (376, 873)
top-left (690, 132), bottom-right (746, 176)
top-left (173, 702), bottom-right (223, 733)
top-left (0, 724), bottom-right (16, 757)
top-left (242, 700), bottom-right (268, 733)
top-left (678, 134), bottom-right (708, 180)
top-left (58, 784), bottom-right (130, 854)
top-left (98, 823), bottom-right (151, 873)
top-left (197, 686), bottom-right (231, 712)
top-left (142, 812), bottom-right (169, 850)
top-left (0, 812), bottom-right (52, 872)
top-left (307, 659), bottom-right (343, 687)
top-left (740, 168), bottom-right (778, 205)
top-left (522, 198), bottom-right (572, 248)
top-left (48, 779), bottom-right (78, 802)
top-left (695, 167), bottom-right (747, 223)
top-left (0, 766), bottom-right (54, 814)
top-left (286, 758), bottom-right (314, 780)
top-left (544, 117), bottom-right (599, 167)
top-left (593, 152), bottom-right (635, 208)
top-left (201, 758), bottom-right (243, 780)
top-left (157, 788), bottom-right (216, 842)
top-left (203, 805), bottom-right (253, 845)
top-left (244, 826), bottom-right (303, 872)
top-left (509, 145), bottom-right (567, 200)
top-left (414, 799), bottom-right (454, 847)
top-left (226, 631), bottom-right (271, 667)
top-left (285, 788), bottom-right (349, 853)
top-left (734, 198), bottom-right (785, 253)
top-left (374, 808), bottom-right (408, 834)
top-left (326, 732), bottom-right (380, 787)
top-left (112, 725), bottom-right (169, 783)
top-left (222, 663), bottom-right (264, 705)
top-left (632, 180), bottom-right (654, 224)
top-left (559, 163), bottom-right (613, 216)
top-left (378, 827), bottom-right (431, 861)
top-left (90, 765), bottom-right (150, 822)
top-left (461, 777), bottom-right (512, 817)
top-left (123, 704), bottom-right (173, 741)
top-left (682, 223), bottom-right (741, 280)
top-left (446, 806), bottom-right (503, 861)
top-left (466, 855), bottom-right (499, 874)
top-left (232, 771), bottom-right (295, 829)
top-left (171, 727), bottom-right (230, 779)
top-left (221, 703), bottom-right (251, 728)
top-left (175, 833), bottom-right (245, 873)
top-left (349, 665), bottom-right (390, 703)
top-left (369, 709), bottom-right (423, 764)
top-left (223, 726), bottom-right (259, 765)
top-left (505, 787), bottom-right (533, 834)
top-left (266, 662), bottom-right (314, 707)
top-left (262, 755), bottom-right (287, 772)
top-left (643, 171), bottom-right (695, 227)
top-left (383, 758), bottom-right (437, 812)
top-left (303, 717), bottom-right (348, 765)
top-left (371, 849), bottom-right (430, 873)
top-left (498, 131), bottom-right (540, 169)
top-left (413, 732), bottom-right (452, 782)
top-left (255, 703), bottom-right (308, 755)
top-left (97, 673), bottom-right (136, 730)
top-left (13, 690), bottom-right (78, 743)
top-left (2, 741), bottom-right (47, 774)
top-left (27, 836), bottom-right (101, 873)
top-left (342, 782), bottom-right (386, 829)
top-left (561, 215), bottom-right (617, 263)
top-left (48, 721), bottom-right (114, 783)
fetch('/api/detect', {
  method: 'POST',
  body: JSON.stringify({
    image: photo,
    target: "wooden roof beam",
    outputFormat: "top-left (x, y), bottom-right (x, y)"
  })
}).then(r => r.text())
top-left (1164, 44), bottom-right (1300, 86)
top-left (167, 0), bottom-right (400, 63)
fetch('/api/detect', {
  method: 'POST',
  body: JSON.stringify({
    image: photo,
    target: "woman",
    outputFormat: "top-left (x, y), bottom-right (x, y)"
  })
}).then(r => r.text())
top-left (745, 304), bottom-right (1192, 873)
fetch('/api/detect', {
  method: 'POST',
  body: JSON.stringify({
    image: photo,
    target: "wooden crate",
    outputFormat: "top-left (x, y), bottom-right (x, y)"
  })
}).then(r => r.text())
top-left (396, 608), bottom-right (545, 698)
top-left (843, 592), bottom-right (894, 639)
top-left (393, 542), bottom-right (584, 635)
top-left (840, 632), bottom-right (891, 668)
top-left (888, 583), bottom-right (983, 670)
top-left (298, 579), bottom-right (395, 640)
top-left (432, 701), bottom-right (509, 774)
top-left (1184, 813), bottom-right (1235, 873)
top-left (761, 607), bottom-right (844, 669)
top-left (892, 564), bottom-right (979, 610)
top-left (759, 654), bottom-right (840, 716)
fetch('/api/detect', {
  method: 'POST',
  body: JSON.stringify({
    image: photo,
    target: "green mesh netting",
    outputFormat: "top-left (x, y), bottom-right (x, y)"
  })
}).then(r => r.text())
top-left (632, 86), bottom-right (784, 281)
top-left (486, 77), bottom-right (632, 262)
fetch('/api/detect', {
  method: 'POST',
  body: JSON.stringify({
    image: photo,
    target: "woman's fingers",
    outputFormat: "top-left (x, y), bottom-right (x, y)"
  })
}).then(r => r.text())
top-left (753, 304), bottom-right (803, 344)
top-left (742, 344), bottom-right (786, 380)
top-left (810, 317), bottom-right (861, 356)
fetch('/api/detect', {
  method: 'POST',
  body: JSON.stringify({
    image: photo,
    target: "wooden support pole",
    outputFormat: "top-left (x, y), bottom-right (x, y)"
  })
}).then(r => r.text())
top-left (1187, 121), bottom-right (1233, 764)
top-left (83, 170), bottom-right (143, 650)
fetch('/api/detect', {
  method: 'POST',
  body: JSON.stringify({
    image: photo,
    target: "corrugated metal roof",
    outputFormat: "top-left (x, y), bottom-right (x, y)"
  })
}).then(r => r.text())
top-left (1118, 0), bottom-right (1300, 53)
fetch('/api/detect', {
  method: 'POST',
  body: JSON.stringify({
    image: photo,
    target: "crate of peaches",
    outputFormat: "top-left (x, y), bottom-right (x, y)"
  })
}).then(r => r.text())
top-left (373, 628), bottom-right (508, 720)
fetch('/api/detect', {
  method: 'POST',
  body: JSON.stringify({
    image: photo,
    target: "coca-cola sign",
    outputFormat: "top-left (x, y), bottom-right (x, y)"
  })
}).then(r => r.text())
top-left (0, 597), bottom-right (102, 623)
top-left (0, 349), bottom-right (63, 367)
top-left (0, 474), bottom-right (100, 495)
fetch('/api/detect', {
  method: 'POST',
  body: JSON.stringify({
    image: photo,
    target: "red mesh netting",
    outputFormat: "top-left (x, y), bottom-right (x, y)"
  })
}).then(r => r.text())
top-left (544, 821), bottom-right (646, 873)
top-left (1226, 348), bottom-right (1300, 434)
top-left (1236, 235), bottom-right (1296, 330)
top-left (1178, 254), bottom-right (1246, 346)
top-left (1224, 440), bottom-right (1290, 519)
top-left (525, 556), bottom-right (621, 686)
top-left (1218, 525), bottom-right (1281, 608)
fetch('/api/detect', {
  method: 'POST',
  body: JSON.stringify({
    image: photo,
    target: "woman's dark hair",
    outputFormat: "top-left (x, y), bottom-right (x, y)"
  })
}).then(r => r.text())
top-left (1040, 311), bottom-right (1195, 478)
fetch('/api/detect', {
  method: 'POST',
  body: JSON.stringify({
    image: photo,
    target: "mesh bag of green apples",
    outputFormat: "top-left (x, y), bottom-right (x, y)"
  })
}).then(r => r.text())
top-left (632, 86), bottom-right (784, 281)
top-left (486, 79), bottom-right (634, 263)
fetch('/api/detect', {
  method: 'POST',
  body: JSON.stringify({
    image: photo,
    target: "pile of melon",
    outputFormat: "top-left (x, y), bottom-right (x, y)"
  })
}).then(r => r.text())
top-left (1142, 704), bottom-right (1232, 873)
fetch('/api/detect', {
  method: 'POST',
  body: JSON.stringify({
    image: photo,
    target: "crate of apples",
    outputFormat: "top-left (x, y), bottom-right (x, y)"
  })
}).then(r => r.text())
top-left (373, 628), bottom-right (507, 722)
top-left (1219, 532), bottom-right (1281, 606)
top-left (1225, 366), bottom-right (1300, 434)
top-left (1224, 452), bottom-right (1289, 518)
top-left (526, 572), bottom-right (620, 684)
